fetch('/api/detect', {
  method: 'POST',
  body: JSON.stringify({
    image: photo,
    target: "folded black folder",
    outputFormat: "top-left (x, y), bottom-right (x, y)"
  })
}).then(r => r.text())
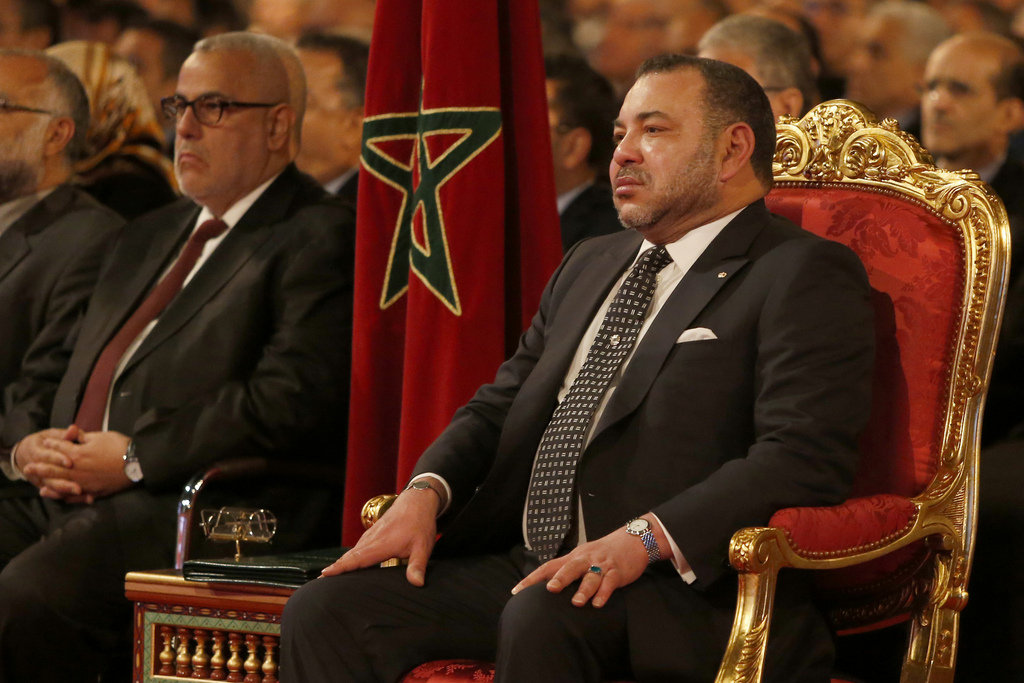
top-left (182, 547), bottom-right (348, 588)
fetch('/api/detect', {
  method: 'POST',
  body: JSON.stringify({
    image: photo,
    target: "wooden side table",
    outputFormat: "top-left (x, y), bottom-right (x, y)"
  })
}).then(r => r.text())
top-left (125, 569), bottom-right (295, 683)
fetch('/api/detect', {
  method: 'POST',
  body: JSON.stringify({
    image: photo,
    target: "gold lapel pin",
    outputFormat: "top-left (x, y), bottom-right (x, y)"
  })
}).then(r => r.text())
top-left (717, 272), bottom-right (727, 278)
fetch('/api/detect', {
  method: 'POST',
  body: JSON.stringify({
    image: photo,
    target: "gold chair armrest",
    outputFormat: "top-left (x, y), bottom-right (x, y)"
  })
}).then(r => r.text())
top-left (360, 494), bottom-right (402, 568)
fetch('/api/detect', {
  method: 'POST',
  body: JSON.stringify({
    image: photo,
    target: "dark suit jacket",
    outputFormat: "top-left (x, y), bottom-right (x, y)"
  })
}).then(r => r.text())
top-left (0, 185), bottom-right (124, 496)
top-left (412, 200), bottom-right (874, 675)
top-left (559, 182), bottom-right (621, 252)
top-left (983, 157), bottom-right (1024, 445)
top-left (334, 170), bottom-right (359, 208)
top-left (46, 164), bottom-right (355, 566)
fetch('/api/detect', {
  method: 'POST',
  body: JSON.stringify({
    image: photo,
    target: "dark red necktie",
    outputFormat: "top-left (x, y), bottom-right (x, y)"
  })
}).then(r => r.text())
top-left (75, 218), bottom-right (229, 432)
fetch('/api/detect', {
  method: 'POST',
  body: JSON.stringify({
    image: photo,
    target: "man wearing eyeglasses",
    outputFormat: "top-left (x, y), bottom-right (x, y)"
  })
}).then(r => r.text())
top-left (924, 36), bottom-right (1024, 681)
top-left (0, 32), bottom-right (354, 683)
top-left (0, 50), bottom-right (124, 496)
top-left (920, 32), bottom-right (1024, 449)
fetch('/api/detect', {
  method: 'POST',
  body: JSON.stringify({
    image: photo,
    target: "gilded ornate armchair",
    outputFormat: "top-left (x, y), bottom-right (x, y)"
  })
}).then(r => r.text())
top-left (724, 99), bottom-right (1009, 683)
top-left (360, 100), bottom-right (1010, 683)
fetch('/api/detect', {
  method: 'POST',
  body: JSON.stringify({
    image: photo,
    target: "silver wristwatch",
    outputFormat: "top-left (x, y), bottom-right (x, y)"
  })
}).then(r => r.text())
top-left (122, 440), bottom-right (143, 483)
top-left (625, 517), bottom-right (661, 564)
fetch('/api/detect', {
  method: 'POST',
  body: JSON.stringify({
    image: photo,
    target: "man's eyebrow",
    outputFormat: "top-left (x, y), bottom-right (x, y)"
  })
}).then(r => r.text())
top-left (613, 110), bottom-right (672, 128)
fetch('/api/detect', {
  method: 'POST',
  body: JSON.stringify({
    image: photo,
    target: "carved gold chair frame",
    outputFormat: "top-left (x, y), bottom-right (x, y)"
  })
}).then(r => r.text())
top-left (717, 100), bottom-right (1010, 683)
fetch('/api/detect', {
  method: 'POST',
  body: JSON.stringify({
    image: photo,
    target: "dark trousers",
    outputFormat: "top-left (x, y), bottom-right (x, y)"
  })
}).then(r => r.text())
top-left (0, 497), bottom-right (145, 683)
top-left (280, 547), bottom-right (835, 683)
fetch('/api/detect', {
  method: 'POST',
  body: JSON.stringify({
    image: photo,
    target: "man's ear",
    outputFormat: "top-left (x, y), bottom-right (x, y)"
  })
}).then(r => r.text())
top-left (556, 127), bottom-right (593, 172)
top-left (267, 104), bottom-right (296, 152)
top-left (42, 117), bottom-right (76, 160)
top-left (717, 122), bottom-right (756, 183)
top-left (771, 87), bottom-right (805, 119)
top-left (997, 97), bottom-right (1024, 136)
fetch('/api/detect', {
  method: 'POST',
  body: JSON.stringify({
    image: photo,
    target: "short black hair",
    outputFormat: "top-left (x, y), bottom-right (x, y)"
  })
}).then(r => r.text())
top-left (125, 17), bottom-right (200, 79)
top-left (545, 54), bottom-right (620, 175)
top-left (636, 54), bottom-right (776, 188)
top-left (10, 0), bottom-right (60, 45)
top-left (78, 0), bottom-right (149, 32)
top-left (296, 32), bottom-right (370, 108)
top-left (197, 0), bottom-right (244, 34)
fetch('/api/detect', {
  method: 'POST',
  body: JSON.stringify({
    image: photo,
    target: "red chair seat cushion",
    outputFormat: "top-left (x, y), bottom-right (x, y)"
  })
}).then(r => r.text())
top-left (398, 659), bottom-right (858, 682)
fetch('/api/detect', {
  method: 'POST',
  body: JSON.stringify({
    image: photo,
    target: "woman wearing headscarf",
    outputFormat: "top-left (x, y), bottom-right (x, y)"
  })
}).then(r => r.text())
top-left (47, 41), bottom-right (178, 220)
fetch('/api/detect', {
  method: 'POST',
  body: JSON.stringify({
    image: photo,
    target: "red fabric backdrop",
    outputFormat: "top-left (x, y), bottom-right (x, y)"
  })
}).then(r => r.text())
top-left (343, 0), bottom-right (564, 545)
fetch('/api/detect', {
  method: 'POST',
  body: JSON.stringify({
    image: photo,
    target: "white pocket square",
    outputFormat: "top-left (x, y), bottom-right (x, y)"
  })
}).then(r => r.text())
top-left (675, 327), bottom-right (717, 343)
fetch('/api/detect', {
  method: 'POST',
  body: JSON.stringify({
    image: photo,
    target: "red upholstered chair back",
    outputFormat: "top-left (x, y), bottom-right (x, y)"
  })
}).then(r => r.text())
top-left (765, 187), bottom-right (960, 502)
top-left (749, 101), bottom-right (1009, 640)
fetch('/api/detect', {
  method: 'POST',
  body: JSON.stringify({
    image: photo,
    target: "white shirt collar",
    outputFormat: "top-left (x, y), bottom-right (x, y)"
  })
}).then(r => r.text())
top-left (323, 167), bottom-right (357, 195)
top-left (0, 187), bottom-right (58, 237)
top-left (194, 171), bottom-right (282, 229)
top-left (635, 206), bottom-right (745, 274)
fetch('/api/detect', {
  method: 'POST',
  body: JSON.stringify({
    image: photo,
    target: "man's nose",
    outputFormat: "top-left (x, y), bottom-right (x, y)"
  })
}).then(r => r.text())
top-left (176, 105), bottom-right (201, 138)
top-left (611, 131), bottom-right (641, 167)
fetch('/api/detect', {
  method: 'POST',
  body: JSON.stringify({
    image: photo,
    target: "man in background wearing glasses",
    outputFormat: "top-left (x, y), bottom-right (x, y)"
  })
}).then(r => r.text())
top-left (0, 50), bottom-right (124, 497)
top-left (0, 32), bottom-right (355, 683)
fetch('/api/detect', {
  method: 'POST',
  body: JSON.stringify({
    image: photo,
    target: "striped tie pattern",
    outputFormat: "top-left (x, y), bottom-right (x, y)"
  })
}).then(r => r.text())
top-left (525, 245), bottom-right (673, 562)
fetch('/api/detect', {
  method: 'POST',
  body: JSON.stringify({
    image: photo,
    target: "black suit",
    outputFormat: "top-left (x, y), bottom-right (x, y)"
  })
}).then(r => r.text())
top-left (981, 156), bottom-right (1024, 446)
top-left (953, 158), bottom-right (1024, 680)
top-left (282, 200), bottom-right (874, 682)
top-left (334, 169), bottom-right (359, 207)
top-left (559, 182), bottom-right (621, 252)
top-left (0, 164), bottom-right (355, 683)
top-left (0, 185), bottom-right (124, 497)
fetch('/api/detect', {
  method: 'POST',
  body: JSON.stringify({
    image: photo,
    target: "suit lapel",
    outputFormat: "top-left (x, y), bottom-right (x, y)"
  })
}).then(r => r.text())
top-left (74, 204), bottom-right (198, 375)
top-left (0, 229), bottom-right (29, 283)
top-left (0, 185), bottom-right (76, 282)
top-left (529, 234), bottom-right (643, 405)
top-left (590, 201), bottom-right (769, 440)
top-left (119, 168), bottom-right (300, 373)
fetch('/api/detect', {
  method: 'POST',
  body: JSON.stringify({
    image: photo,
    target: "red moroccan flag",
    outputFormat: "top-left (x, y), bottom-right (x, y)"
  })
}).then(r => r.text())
top-left (342, 0), bottom-right (564, 544)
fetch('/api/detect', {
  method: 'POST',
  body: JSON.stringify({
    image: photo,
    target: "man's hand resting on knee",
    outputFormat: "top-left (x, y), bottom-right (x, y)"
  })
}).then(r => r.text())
top-left (511, 513), bottom-right (673, 609)
top-left (321, 477), bottom-right (443, 586)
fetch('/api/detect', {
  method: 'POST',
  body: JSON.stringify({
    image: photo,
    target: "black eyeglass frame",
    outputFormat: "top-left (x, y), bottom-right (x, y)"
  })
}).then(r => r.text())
top-left (0, 99), bottom-right (58, 116)
top-left (160, 94), bottom-right (282, 126)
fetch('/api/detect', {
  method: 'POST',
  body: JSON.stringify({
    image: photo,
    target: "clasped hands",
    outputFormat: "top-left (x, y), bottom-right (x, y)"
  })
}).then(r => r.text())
top-left (320, 485), bottom-right (668, 608)
top-left (16, 425), bottom-right (133, 503)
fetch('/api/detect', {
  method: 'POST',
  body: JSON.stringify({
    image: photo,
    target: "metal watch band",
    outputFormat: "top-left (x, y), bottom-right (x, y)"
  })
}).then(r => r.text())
top-left (639, 528), bottom-right (661, 564)
top-left (405, 479), bottom-right (442, 504)
top-left (626, 517), bottom-right (661, 564)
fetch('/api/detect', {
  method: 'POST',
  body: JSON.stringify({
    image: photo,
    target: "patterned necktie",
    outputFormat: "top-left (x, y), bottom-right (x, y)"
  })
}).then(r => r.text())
top-left (526, 245), bottom-right (674, 561)
top-left (75, 218), bottom-right (229, 432)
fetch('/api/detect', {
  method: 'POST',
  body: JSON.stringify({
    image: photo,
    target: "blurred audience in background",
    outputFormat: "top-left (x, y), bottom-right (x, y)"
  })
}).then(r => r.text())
top-left (845, 0), bottom-right (951, 138)
top-left (0, 0), bottom-right (60, 49)
top-left (113, 17), bottom-right (200, 147)
top-left (294, 32), bottom-right (368, 205)
top-left (48, 40), bottom-right (178, 219)
top-left (544, 54), bottom-right (623, 251)
top-left (698, 14), bottom-right (818, 118)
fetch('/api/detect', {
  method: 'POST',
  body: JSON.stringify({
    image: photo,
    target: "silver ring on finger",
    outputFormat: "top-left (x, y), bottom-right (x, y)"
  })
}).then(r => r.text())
top-left (587, 565), bottom-right (603, 576)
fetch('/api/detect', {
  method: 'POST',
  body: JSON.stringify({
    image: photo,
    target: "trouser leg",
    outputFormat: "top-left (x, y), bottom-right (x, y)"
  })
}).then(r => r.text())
top-left (0, 497), bottom-right (48, 569)
top-left (495, 580), bottom-right (631, 683)
top-left (281, 553), bottom-right (523, 683)
top-left (0, 498), bottom-right (131, 683)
